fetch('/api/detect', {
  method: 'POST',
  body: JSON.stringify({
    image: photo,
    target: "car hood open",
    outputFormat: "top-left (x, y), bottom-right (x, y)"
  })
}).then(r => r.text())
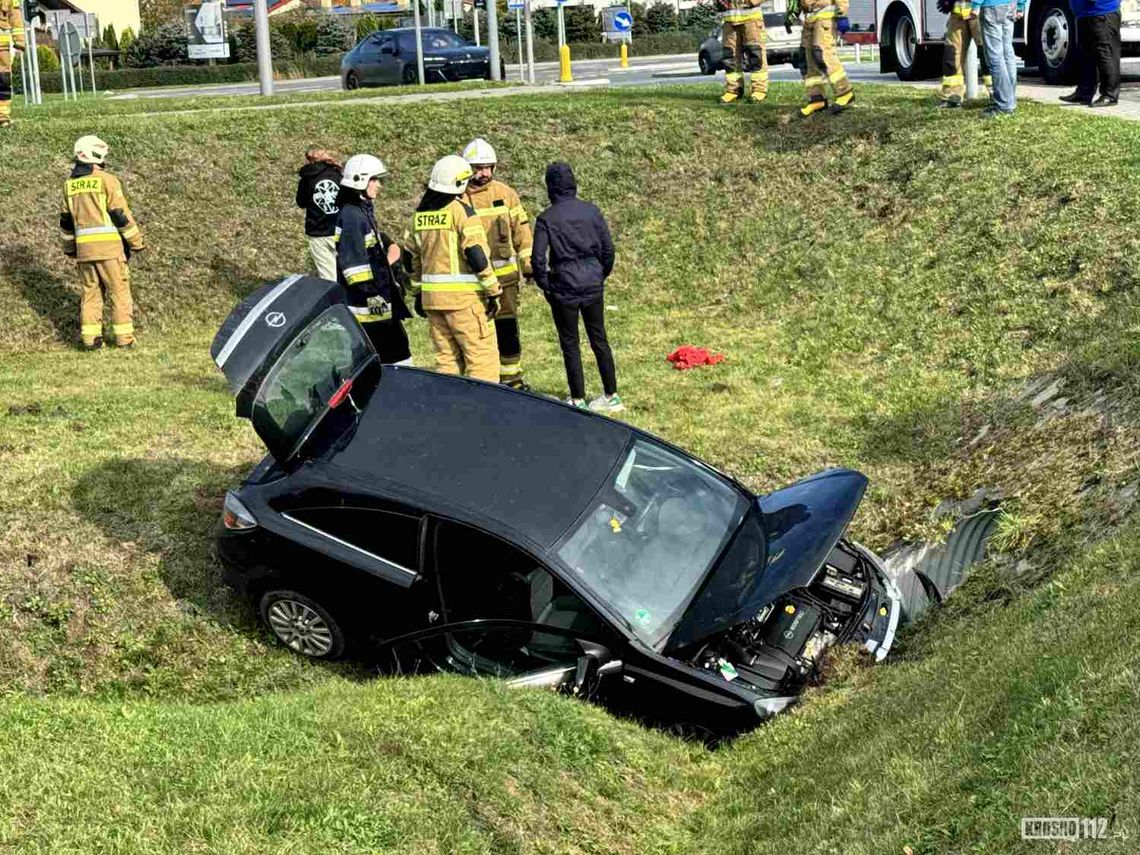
top-left (666, 468), bottom-right (868, 651)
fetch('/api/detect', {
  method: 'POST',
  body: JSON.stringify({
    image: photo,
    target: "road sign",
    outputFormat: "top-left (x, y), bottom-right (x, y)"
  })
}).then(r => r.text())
top-left (613, 9), bottom-right (632, 30)
top-left (44, 9), bottom-right (95, 38)
top-left (507, 0), bottom-right (524, 8)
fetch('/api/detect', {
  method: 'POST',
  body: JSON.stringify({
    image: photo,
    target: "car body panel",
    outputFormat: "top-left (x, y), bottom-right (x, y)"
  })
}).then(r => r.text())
top-left (341, 27), bottom-right (493, 88)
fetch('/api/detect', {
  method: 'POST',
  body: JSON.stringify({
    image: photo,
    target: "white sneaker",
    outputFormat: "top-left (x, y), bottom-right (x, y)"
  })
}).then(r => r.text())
top-left (564, 397), bottom-right (588, 409)
top-left (588, 393), bottom-right (625, 414)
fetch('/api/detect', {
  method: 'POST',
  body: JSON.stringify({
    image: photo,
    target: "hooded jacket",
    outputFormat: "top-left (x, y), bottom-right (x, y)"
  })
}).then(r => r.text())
top-left (296, 161), bottom-right (342, 237)
top-left (531, 163), bottom-right (614, 307)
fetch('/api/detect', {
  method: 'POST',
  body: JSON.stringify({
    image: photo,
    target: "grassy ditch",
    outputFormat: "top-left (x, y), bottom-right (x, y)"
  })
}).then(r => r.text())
top-left (1, 84), bottom-right (1139, 852)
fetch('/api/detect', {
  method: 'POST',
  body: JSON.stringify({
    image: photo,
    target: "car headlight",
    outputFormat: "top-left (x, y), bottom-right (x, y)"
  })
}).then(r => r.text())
top-left (222, 491), bottom-right (258, 531)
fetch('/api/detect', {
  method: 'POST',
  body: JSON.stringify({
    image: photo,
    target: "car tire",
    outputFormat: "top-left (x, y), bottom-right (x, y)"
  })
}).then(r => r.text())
top-left (344, 71), bottom-right (360, 91)
top-left (403, 64), bottom-right (418, 85)
top-left (1031, 0), bottom-right (1079, 84)
top-left (259, 589), bottom-right (347, 660)
top-left (888, 7), bottom-right (938, 81)
top-left (698, 50), bottom-right (714, 75)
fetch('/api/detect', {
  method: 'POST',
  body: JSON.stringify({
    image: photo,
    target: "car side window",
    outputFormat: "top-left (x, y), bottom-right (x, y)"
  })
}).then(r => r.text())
top-left (397, 32), bottom-right (416, 54)
top-left (286, 507), bottom-right (421, 576)
top-left (432, 519), bottom-right (606, 639)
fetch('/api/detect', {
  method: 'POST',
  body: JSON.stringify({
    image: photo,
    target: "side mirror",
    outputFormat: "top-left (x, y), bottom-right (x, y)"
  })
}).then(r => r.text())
top-left (572, 640), bottom-right (622, 697)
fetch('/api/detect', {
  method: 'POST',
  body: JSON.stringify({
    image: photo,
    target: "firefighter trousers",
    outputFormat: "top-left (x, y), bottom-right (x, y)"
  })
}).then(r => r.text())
top-left (0, 47), bottom-right (13, 125)
top-left (495, 282), bottom-right (525, 387)
top-left (940, 15), bottom-right (991, 101)
top-left (427, 302), bottom-right (499, 383)
top-left (722, 19), bottom-right (769, 96)
top-left (802, 19), bottom-right (852, 103)
top-left (78, 257), bottom-right (134, 346)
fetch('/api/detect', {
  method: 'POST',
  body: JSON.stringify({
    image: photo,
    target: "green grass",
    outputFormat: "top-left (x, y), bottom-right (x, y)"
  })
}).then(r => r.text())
top-left (2, 83), bottom-right (1140, 851)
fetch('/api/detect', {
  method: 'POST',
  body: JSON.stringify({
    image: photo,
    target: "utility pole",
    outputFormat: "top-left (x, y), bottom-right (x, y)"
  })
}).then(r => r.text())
top-left (486, 0), bottom-right (500, 79)
top-left (412, 0), bottom-right (426, 84)
top-left (523, 0), bottom-right (534, 83)
top-left (253, 0), bottom-right (273, 95)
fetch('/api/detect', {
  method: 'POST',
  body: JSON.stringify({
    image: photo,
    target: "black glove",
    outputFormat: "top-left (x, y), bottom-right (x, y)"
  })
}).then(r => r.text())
top-left (485, 295), bottom-right (500, 319)
top-left (836, 15), bottom-right (850, 33)
top-left (414, 293), bottom-right (427, 318)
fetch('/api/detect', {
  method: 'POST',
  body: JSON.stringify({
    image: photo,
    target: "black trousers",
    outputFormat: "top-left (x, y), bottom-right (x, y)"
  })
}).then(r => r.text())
top-left (1076, 12), bottom-right (1121, 100)
top-left (362, 318), bottom-right (412, 364)
top-left (548, 295), bottom-right (617, 400)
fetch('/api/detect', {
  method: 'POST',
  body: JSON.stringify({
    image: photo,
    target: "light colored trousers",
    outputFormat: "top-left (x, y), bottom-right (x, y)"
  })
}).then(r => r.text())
top-left (308, 235), bottom-right (338, 282)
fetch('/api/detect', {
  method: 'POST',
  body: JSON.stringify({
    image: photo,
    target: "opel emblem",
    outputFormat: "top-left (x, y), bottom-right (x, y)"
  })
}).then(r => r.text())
top-left (266, 312), bottom-right (286, 328)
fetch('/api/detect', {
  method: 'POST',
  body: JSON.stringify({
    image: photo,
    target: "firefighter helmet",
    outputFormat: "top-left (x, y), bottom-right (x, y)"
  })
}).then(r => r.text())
top-left (428, 155), bottom-right (474, 194)
top-left (461, 137), bottom-right (497, 167)
top-left (74, 135), bottom-right (110, 165)
top-left (340, 154), bottom-right (388, 190)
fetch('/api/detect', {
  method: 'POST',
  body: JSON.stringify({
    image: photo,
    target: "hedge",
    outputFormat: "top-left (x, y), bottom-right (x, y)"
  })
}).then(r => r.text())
top-left (14, 55), bottom-right (345, 94)
top-left (13, 31), bottom-right (701, 94)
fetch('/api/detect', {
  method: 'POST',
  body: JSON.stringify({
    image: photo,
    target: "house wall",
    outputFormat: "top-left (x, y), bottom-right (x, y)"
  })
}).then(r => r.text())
top-left (73, 0), bottom-right (140, 35)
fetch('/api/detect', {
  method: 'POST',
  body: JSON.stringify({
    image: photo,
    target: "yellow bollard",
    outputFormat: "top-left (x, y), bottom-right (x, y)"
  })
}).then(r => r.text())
top-left (620, 42), bottom-right (629, 68)
top-left (560, 44), bottom-right (573, 83)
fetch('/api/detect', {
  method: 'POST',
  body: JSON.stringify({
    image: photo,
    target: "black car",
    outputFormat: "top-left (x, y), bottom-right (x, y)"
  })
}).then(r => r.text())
top-left (341, 27), bottom-right (505, 89)
top-left (211, 276), bottom-right (900, 737)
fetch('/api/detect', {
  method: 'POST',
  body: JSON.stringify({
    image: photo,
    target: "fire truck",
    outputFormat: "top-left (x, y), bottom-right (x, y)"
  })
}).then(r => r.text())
top-left (842, 0), bottom-right (1140, 83)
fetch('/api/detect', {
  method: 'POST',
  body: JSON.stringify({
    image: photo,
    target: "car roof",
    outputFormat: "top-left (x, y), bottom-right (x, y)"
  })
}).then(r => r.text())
top-left (328, 366), bottom-right (633, 550)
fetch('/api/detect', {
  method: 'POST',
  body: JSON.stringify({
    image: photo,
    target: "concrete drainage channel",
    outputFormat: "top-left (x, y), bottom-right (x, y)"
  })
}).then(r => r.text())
top-left (881, 491), bottom-right (1004, 623)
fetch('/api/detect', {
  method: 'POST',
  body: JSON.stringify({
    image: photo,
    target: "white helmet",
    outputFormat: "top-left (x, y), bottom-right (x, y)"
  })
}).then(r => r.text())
top-left (74, 135), bottom-right (110, 165)
top-left (462, 137), bottom-right (497, 167)
top-left (340, 154), bottom-right (388, 190)
top-left (428, 154), bottom-right (474, 194)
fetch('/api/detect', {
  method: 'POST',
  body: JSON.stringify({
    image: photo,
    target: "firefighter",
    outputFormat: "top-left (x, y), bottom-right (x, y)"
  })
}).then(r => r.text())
top-left (334, 153), bottom-right (413, 365)
top-left (717, 0), bottom-right (769, 103)
top-left (60, 136), bottom-right (145, 349)
top-left (937, 0), bottom-right (992, 107)
top-left (408, 155), bottom-right (501, 383)
top-left (798, 0), bottom-right (854, 116)
top-left (0, 0), bottom-right (25, 128)
top-left (461, 137), bottom-right (533, 389)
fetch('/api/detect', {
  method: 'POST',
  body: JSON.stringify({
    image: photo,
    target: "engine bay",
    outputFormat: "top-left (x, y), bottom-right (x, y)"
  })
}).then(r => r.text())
top-left (688, 541), bottom-right (874, 694)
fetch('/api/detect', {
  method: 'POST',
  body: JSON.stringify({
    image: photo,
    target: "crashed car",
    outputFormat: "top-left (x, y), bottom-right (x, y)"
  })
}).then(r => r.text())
top-left (211, 275), bottom-right (900, 737)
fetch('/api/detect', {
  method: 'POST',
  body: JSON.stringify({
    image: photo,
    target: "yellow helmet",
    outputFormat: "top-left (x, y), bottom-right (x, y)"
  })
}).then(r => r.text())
top-left (74, 135), bottom-right (110, 165)
top-left (428, 154), bottom-right (474, 194)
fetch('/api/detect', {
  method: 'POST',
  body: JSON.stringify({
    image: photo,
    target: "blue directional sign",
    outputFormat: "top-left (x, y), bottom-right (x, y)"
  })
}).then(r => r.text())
top-left (613, 9), bottom-right (633, 30)
top-left (507, 0), bottom-right (523, 8)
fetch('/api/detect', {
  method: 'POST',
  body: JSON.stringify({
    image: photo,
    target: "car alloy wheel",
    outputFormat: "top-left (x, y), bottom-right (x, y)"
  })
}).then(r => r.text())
top-left (260, 590), bottom-right (346, 659)
top-left (345, 71), bottom-right (360, 91)
top-left (698, 51), bottom-right (712, 75)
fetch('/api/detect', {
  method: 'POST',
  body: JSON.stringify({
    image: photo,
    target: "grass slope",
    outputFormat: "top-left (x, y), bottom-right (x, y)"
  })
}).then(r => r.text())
top-left (1, 84), bottom-right (1139, 852)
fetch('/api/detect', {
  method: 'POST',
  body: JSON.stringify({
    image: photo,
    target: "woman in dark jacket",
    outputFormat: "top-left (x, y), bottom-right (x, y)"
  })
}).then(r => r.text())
top-left (295, 147), bottom-right (343, 281)
top-left (532, 162), bottom-right (622, 413)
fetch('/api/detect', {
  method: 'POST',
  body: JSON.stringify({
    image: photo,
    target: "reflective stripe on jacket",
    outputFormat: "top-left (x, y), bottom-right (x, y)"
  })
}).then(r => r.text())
top-left (0, 0), bottom-right (26, 51)
top-left (334, 202), bottom-right (403, 323)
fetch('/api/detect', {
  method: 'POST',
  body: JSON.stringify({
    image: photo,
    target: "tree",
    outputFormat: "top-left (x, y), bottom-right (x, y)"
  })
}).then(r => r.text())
top-left (138, 0), bottom-right (183, 30)
top-left (627, 2), bottom-right (649, 36)
top-left (355, 13), bottom-right (379, 40)
top-left (531, 7), bottom-right (556, 40)
top-left (123, 21), bottom-right (188, 67)
top-left (564, 5), bottom-right (600, 42)
top-left (275, 14), bottom-right (319, 55)
top-left (119, 26), bottom-right (137, 58)
top-left (101, 23), bottom-right (119, 51)
top-left (680, 1), bottom-right (718, 34)
top-left (644, 1), bottom-right (678, 33)
top-left (230, 20), bottom-right (295, 63)
top-left (315, 14), bottom-right (355, 55)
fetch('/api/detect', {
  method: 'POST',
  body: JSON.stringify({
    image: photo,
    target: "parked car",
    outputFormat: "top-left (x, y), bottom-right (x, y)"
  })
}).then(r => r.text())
top-left (210, 276), bottom-right (900, 737)
top-left (698, 17), bottom-right (802, 75)
top-left (341, 27), bottom-right (506, 89)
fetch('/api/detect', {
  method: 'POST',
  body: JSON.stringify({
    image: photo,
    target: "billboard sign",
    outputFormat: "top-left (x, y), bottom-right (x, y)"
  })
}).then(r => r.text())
top-left (186, 1), bottom-right (230, 60)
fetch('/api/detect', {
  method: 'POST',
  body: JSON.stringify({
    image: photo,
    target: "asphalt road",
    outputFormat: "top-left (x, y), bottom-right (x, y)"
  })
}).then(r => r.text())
top-left (108, 52), bottom-right (1140, 102)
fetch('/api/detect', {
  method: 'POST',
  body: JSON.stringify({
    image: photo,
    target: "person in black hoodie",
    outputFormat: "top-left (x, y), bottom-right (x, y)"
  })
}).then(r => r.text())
top-left (334, 153), bottom-right (413, 365)
top-left (296, 147), bottom-right (343, 281)
top-left (531, 162), bottom-right (623, 414)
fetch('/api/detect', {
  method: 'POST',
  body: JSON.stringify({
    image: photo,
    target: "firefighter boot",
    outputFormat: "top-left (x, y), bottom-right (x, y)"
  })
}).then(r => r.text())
top-left (721, 71), bottom-right (744, 103)
top-left (800, 97), bottom-right (828, 117)
top-left (829, 90), bottom-right (855, 113)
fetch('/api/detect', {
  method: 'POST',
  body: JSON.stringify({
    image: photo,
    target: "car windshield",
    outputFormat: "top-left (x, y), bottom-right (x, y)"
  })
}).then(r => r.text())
top-left (255, 310), bottom-right (370, 458)
top-left (555, 440), bottom-right (747, 649)
top-left (421, 29), bottom-right (467, 49)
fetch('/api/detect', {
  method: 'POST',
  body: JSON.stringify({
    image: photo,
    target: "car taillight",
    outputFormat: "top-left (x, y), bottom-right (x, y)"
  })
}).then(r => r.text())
top-left (222, 491), bottom-right (258, 530)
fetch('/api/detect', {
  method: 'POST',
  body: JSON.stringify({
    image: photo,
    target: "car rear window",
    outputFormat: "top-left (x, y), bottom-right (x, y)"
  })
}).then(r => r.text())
top-left (255, 309), bottom-right (371, 459)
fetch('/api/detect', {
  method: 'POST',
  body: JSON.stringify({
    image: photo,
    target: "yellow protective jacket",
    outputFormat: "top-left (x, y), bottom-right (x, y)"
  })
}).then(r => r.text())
top-left (802, 0), bottom-right (848, 18)
top-left (0, 0), bottom-right (25, 55)
top-left (463, 179), bottom-right (533, 286)
top-left (60, 164), bottom-right (145, 262)
top-left (718, 0), bottom-right (764, 25)
top-left (409, 195), bottom-right (501, 311)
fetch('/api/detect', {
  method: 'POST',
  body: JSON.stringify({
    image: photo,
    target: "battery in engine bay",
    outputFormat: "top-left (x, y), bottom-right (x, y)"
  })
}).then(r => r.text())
top-left (818, 564), bottom-right (867, 600)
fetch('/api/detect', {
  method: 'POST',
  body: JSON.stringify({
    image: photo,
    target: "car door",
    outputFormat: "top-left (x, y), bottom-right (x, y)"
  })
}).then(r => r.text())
top-left (374, 32), bottom-right (400, 84)
top-left (355, 33), bottom-right (384, 84)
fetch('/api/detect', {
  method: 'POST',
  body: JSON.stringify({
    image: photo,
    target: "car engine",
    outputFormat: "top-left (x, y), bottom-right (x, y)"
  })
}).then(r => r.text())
top-left (688, 542), bottom-right (872, 694)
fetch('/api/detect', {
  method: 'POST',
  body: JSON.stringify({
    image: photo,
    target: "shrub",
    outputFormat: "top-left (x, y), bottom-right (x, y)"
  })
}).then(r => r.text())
top-left (644, 2), bottom-right (679, 33)
top-left (316, 15), bottom-right (355, 55)
top-left (123, 21), bottom-right (188, 67)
